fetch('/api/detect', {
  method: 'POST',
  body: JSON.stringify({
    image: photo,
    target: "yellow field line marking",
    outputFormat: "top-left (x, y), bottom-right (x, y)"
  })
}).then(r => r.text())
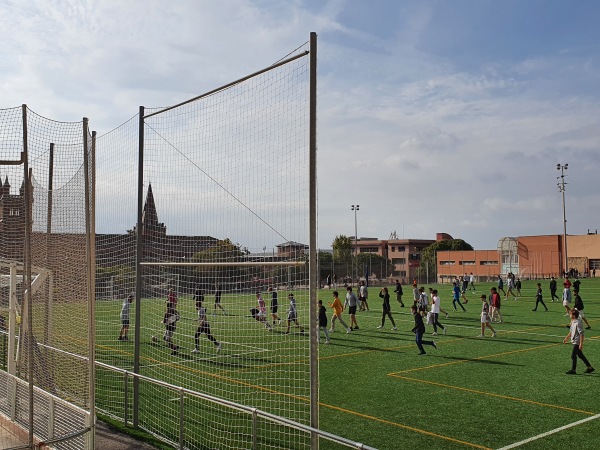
top-left (390, 342), bottom-right (561, 375)
top-left (389, 375), bottom-right (596, 416)
top-left (319, 402), bottom-right (492, 450)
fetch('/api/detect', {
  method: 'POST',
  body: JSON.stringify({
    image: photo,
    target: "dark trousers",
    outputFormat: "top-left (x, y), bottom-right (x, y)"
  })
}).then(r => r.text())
top-left (381, 310), bottom-right (396, 327)
top-left (432, 313), bottom-right (444, 333)
top-left (533, 298), bottom-right (548, 311)
top-left (550, 289), bottom-right (559, 301)
top-left (453, 298), bottom-right (466, 311)
top-left (415, 331), bottom-right (435, 353)
top-left (571, 344), bottom-right (591, 370)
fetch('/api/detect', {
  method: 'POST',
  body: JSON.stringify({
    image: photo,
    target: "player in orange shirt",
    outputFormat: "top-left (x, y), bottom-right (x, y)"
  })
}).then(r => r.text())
top-left (327, 291), bottom-right (351, 334)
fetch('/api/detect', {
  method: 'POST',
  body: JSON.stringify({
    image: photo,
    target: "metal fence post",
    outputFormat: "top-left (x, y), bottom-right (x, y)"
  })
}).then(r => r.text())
top-left (124, 371), bottom-right (129, 426)
top-left (179, 388), bottom-right (185, 450)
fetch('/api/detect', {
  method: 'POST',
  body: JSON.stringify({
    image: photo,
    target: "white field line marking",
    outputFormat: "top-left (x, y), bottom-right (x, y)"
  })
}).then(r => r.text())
top-left (496, 413), bottom-right (600, 450)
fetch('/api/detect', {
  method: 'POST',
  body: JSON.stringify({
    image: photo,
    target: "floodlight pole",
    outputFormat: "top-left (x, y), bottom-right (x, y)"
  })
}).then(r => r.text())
top-left (557, 163), bottom-right (568, 276)
top-left (351, 205), bottom-right (359, 285)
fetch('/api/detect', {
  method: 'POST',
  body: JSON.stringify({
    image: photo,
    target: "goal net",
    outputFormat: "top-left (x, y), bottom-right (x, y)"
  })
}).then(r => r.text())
top-left (94, 41), bottom-right (315, 449)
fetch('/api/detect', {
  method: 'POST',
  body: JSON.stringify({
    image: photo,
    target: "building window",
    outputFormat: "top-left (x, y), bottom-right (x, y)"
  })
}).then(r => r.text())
top-left (9, 208), bottom-right (20, 216)
top-left (462, 261), bottom-right (475, 265)
top-left (391, 246), bottom-right (395, 252)
top-left (397, 246), bottom-right (405, 252)
top-left (440, 261), bottom-right (455, 266)
top-left (480, 261), bottom-right (499, 266)
top-left (361, 247), bottom-right (379, 253)
top-left (392, 258), bottom-right (406, 265)
top-left (409, 253), bottom-right (420, 261)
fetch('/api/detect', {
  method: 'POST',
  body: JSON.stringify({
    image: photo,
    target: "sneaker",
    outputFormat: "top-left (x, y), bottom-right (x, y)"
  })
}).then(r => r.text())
top-left (431, 341), bottom-right (437, 349)
top-left (586, 326), bottom-right (592, 330)
top-left (216, 343), bottom-right (222, 353)
top-left (346, 328), bottom-right (352, 333)
top-left (191, 348), bottom-right (199, 354)
top-left (418, 351), bottom-right (427, 356)
top-left (171, 350), bottom-right (178, 356)
top-left (392, 327), bottom-right (397, 331)
top-left (377, 325), bottom-right (383, 329)
top-left (445, 313), bottom-right (449, 319)
top-left (477, 334), bottom-right (484, 337)
top-left (443, 327), bottom-right (447, 335)
top-left (431, 332), bottom-right (438, 336)
top-left (354, 326), bottom-right (359, 330)
top-left (328, 328), bottom-right (334, 333)
top-left (566, 370), bottom-right (577, 375)
top-left (492, 332), bottom-right (497, 337)
top-left (117, 337), bottom-right (123, 341)
top-left (585, 367), bottom-right (595, 374)
top-left (325, 340), bottom-right (330, 344)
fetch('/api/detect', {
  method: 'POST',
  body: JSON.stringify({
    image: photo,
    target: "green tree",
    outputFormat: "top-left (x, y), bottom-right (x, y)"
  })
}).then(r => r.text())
top-left (332, 235), bottom-right (353, 263)
top-left (191, 239), bottom-right (248, 287)
top-left (356, 252), bottom-right (392, 280)
top-left (419, 239), bottom-right (474, 283)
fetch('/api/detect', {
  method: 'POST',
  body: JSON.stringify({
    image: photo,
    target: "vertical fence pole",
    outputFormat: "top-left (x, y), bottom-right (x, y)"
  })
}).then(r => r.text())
top-left (308, 31), bottom-right (319, 450)
top-left (124, 372), bottom-right (129, 426)
top-left (252, 408), bottom-right (258, 450)
top-left (179, 389), bottom-right (185, 449)
top-left (133, 106), bottom-right (145, 427)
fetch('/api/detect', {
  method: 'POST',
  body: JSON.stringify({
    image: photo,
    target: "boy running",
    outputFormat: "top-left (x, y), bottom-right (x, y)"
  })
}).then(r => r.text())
top-left (285, 293), bottom-right (304, 334)
top-left (191, 299), bottom-right (221, 354)
top-left (328, 291), bottom-right (351, 333)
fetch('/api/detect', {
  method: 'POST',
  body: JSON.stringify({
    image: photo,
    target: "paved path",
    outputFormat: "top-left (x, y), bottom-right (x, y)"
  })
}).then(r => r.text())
top-left (95, 420), bottom-right (160, 450)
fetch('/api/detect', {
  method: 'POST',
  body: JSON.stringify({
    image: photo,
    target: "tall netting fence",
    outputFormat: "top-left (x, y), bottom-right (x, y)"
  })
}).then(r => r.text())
top-left (0, 106), bottom-right (93, 449)
top-left (94, 44), bottom-right (319, 449)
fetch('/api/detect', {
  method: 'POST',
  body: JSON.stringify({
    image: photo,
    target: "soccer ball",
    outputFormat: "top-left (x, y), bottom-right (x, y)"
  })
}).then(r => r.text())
top-left (151, 335), bottom-right (158, 343)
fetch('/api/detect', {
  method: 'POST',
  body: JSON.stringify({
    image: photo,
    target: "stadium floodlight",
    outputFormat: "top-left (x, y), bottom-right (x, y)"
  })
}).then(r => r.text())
top-left (557, 163), bottom-right (568, 276)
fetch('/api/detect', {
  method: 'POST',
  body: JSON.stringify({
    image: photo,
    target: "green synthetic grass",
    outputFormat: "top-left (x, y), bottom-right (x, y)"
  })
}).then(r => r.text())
top-left (92, 279), bottom-right (600, 449)
top-left (317, 278), bottom-right (600, 450)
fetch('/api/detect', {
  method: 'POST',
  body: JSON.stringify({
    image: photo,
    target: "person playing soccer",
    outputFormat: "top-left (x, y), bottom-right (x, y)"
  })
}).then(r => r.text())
top-left (394, 279), bottom-right (404, 308)
top-left (191, 299), bottom-right (221, 354)
top-left (163, 303), bottom-right (180, 355)
top-left (430, 289), bottom-right (446, 336)
top-left (497, 275), bottom-right (506, 296)
top-left (269, 286), bottom-right (281, 325)
top-left (452, 282), bottom-right (466, 312)
top-left (214, 285), bottom-right (226, 315)
top-left (563, 309), bottom-right (594, 375)
top-left (328, 291), bottom-right (351, 333)
top-left (167, 288), bottom-right (178, 308)
top-left (358, 280), bottom-right (369, 311)
top-left (317, 300), bottom-right (330, 344)
top-left (532, 283), bottom-right (548, 312)
top-left (344, 286), bottom-right (360, 330)
top-left (549, 276), bottom-right (559, 302)
top-left (489, 287), bottom-right (503, 323)
top-left (118, 294), bottom-right (134, 341)
top-left (411, 305), bottom-right (436, 355)
top-left (252, 292), bottom-right (272, 330)
top-left (285, 293), bottom-right (304, 334)
top-left (478, 294), bottom-right (496, 337)
top-left (377, 287), bottom-right (397, 330)
top-left (562, 282), bottom-right (572, 316)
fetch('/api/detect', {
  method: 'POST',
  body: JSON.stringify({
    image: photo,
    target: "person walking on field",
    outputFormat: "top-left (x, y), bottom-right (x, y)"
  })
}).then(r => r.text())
top-left (497, 275), bottom-right (506, 296)
top-left (118, 294), bottom-right (134, 341)
top-left (214, 285), bottom-right (226, 315)
top-left (163, 303), bottom-right (180, 355)
top-left (191, 299), bottom-right (221, 354)
top-left (429, 287), bottom-right (449, 319)
top-left (317, 300), bottom-right (330, 344)
top-left (562, 282), bottom-right (572, 316)
top-left (394, 279), bottom-right (404, 307)
top-left (411, 305), bottom-right (437, 355)
top-left (377, 287), bottom-right (397, 330)
top-left (532, 283), bottom-right (548, 312)
top-left (328, 291), bottom-right (351, 333)
top-left (358, 280), bottom-right (369, 311)
top-left (344, 286), bottom-right (360, 330)
top-left (268, 287), bottom-right (281, 325)
top-left (563, 309), bottom-right (595, 375)
top-left (515, 278), bottom-right (522, 296)
top-left (430, 289), bottom-right (446, 336)
top-left (478, 294), bottom-right (496, 337)
top-left (284, 293), bottom-right (304, 334)
top-left (549, 276), bottom-right (559, 302)
top-left (505, 274), bottom-right (518, 300)
top-left (469, 273), bottom-right (476, 291)
top-left (452, 282), bottom-right (466, 312)
top-left (573, 290), bottom-right (592, 330)
top-left (490, 287), bottom-right (503, 323)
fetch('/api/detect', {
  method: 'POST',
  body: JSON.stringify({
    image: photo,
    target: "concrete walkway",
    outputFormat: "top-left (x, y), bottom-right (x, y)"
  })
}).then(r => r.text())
top-left (95, 420), bottom-right (160, 450)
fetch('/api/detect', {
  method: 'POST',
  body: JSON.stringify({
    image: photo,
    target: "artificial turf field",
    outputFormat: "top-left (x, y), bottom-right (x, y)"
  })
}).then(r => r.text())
top-left (93, 278), bottom-right (599, 450)
top-left (317, 278), bottom-right (600, 450)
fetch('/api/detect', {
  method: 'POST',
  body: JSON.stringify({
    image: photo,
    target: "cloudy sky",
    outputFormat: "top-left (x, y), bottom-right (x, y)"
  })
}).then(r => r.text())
top-left (2, 0), bottom-right (600, 251)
